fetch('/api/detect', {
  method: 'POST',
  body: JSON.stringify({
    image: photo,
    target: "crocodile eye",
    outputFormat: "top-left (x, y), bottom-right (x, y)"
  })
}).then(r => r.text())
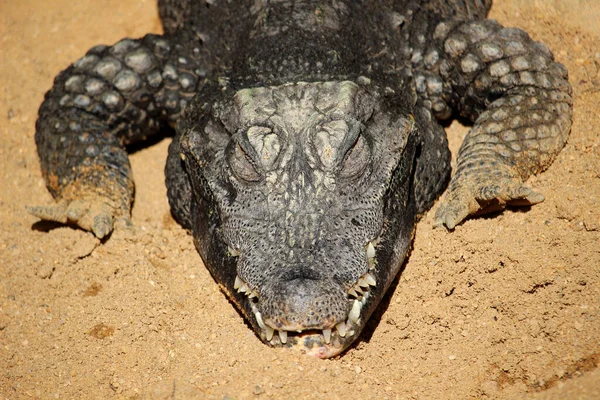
top-left (230, 142), bottom-right (261, 182)
top-left (247, 126), bottom-right (281, 169)
top-left (314, 120), bottom-right (349, 170)
top-left (339, 135), bottom-right (370, 180)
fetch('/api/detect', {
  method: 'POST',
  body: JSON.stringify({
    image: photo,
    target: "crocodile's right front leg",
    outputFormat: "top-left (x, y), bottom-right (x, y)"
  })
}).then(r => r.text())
top-left (30, 34), bottom-right (205, 238)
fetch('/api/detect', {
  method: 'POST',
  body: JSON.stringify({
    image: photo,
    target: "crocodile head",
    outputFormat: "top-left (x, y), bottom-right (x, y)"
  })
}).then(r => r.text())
top-left (180, 80), bottom-right (420, 357)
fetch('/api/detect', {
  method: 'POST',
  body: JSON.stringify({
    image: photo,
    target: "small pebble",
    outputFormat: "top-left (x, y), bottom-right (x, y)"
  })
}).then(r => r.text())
top-left (253, 384), bottom-right (263, 395)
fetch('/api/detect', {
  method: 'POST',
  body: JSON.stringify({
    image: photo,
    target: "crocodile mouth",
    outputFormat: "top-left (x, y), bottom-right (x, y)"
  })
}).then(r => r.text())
top-left (231, 239), bottom-right (380, 357)
top-left (249, 290), bottom-right (372, 358)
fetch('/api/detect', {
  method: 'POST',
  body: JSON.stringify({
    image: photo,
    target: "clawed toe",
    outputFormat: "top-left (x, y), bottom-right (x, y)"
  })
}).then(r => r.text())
top-left (27, 204), bottom-right (68, 224)
top-left (27, 199), bottom-right (124, 239)
top-left (434, 180), bottom-right (546, 229)
top-left (91, 213), bottom-right (113, 239)
top-left (505, 187), bottom-right (545, 206)
top-left (434, 198), bottom-right (472, 230)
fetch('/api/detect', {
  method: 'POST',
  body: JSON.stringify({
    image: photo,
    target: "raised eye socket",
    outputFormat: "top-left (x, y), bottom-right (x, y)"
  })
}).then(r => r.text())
top-left (339, 135), bottom-right (370, 180)
top-left (247, 126), bottom-right (281, 169)
top-left (229, 142), bottom-right (261, 182)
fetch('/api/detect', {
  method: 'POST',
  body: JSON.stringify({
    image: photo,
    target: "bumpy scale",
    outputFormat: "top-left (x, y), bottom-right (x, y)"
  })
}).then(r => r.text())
top-left (31, 0), bottom-right (572, 357)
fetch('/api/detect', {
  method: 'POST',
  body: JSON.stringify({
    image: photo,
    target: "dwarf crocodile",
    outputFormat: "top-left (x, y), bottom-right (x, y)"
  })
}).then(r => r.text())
top-left (31, 0), bottom-right (572, 357)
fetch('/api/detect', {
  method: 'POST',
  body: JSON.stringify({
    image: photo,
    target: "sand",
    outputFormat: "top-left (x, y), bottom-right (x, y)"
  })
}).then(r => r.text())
top-left (1, 0), bottom-right (599, 398)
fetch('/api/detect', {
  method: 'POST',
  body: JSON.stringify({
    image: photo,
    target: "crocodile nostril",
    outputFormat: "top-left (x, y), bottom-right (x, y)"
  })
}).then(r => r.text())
top-left (279, 267), bottom-right (322, 282)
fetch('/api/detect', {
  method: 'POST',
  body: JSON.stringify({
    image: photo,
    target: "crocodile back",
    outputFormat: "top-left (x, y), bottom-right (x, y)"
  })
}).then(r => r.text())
top-left (422, 0), bottom-right (492, 19)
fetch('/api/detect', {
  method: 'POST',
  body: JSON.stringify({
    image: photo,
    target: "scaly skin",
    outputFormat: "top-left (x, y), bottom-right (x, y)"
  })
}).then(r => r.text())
top-left (425, 19), bottom-right (572, 227)
top-left (32, 1), bottom-right (572, 357)
top-left (31, 35), bottom-right (207, 237)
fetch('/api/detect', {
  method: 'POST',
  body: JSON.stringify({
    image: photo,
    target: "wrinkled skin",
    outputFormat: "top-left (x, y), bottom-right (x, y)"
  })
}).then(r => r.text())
top-left (32, 1), bottom-right (572, 357)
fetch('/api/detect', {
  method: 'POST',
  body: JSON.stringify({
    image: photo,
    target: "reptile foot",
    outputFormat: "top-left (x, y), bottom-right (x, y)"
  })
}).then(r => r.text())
top-left (434, 179), bottom-right (545, 229)
top-left (28, 199), bottom-right (130, 239)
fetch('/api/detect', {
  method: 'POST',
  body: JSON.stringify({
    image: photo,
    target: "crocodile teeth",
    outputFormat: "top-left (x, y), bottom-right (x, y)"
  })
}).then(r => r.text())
top-left (336, 322), bottom-right (347, 337)
top-left (361, 291), bottom-right (370, 305)
top-left (365, 272), bottom-right (376, 286)
top-left (255, 311), bottom-right (265, 330)
top-left (238, 282), bottom-right (249, 293)
top-left (279, 330), bottom-right (288, 344)
top-left (349, 299), bottom-right (361, 323)
top-left (368, 259), bottom-right (376, 270)
top-left (265, 325), bottom-right (274, 341)
top-left (323, 329), bottom-right (331, 344)
top-left (234, 276), bottom-right (259, 299)
top-left (234, 275), bottom-right (242, 290)
top-left (358, 272), bottom-right (376, 288)
top-left (366, 241), bottom-right (376, 259)
top-left (228, 246), bottom-right (240, 257)
top-left (349, 270), bottom-right (376, 298)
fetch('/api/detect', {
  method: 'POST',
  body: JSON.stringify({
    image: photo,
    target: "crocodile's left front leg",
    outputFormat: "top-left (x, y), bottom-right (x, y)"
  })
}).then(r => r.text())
top-left (413, 18), bottom-right (573, 228)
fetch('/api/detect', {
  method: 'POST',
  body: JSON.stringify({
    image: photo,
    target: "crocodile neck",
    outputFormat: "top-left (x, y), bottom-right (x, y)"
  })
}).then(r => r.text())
top-left (230, 1), bottom-right (388, 86)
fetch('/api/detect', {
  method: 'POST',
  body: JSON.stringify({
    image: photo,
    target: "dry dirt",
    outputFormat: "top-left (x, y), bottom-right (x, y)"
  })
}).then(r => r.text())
top-left (1, 1), bottom-right (599, 399)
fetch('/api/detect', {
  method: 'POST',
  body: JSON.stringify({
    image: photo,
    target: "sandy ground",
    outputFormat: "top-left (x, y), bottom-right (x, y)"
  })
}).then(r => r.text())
top-left (1, 0), bottom-right (599, 399)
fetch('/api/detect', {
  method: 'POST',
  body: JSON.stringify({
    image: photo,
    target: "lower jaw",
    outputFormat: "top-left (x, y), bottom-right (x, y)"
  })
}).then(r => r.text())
top-left (300, 341), bottom-right (347, 358)
top-left (263, 329), bottom-right (358, 358)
